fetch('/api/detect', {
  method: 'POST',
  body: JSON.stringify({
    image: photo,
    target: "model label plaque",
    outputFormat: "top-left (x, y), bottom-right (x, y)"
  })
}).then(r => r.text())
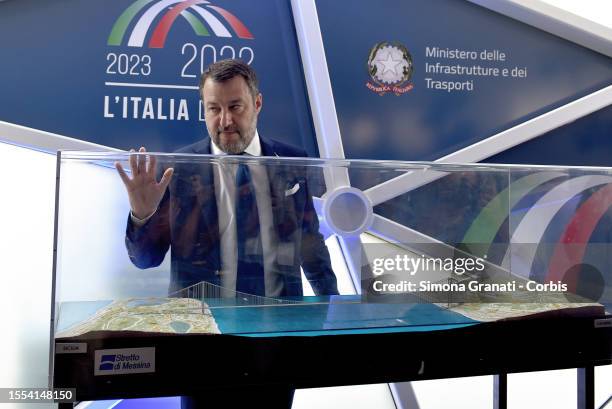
top-left (94, 347), bottom-right (155, 376)
top-left (594, 318), bottom-right (612, 328)
top-left (56, 343), bottom-right (87, 354)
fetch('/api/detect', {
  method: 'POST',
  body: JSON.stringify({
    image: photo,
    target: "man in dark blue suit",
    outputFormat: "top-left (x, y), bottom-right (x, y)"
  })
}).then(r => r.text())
top-left (116, 59), bottom-right (338, 299)
top-left (116, 60), bottom-right (337, 407)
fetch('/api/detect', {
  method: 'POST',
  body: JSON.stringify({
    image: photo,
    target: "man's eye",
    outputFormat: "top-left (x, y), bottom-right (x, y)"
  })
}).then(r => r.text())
top-left (231, 105), bottom-right (242, 111)
top-left (207, 107), bottom-right (219, 112)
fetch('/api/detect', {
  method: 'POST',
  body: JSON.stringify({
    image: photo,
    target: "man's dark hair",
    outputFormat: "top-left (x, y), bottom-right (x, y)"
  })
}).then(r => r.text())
top-left (199, 59), bottom-right (259, 100)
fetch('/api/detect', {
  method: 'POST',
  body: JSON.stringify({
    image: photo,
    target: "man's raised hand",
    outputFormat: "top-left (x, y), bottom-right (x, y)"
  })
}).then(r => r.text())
top-left (115, 147), bottom-right (174, 220)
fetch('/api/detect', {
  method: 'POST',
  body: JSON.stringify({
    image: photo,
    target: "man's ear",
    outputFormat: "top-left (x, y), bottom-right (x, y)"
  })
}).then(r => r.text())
top-left (255, 93), bottom-right (263, 113)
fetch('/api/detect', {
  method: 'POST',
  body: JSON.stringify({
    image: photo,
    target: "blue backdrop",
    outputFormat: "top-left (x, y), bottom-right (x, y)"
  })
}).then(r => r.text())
top-left (315, 0), bottom-right (612, 162)
top-left (487, 105), bottom-right (612, 166)
top-left (0, 0), bottom-right (318, 155)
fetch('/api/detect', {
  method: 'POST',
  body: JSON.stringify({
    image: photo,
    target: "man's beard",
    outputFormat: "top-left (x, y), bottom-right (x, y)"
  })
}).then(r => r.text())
top-left (213, 129), bottom-right (250, 154)
top-left (210, 120), bottom-right (256, 154)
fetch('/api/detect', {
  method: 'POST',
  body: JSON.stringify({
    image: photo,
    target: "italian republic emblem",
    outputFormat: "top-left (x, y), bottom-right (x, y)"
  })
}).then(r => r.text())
top-left (366, 42), bottom-right (414, 96)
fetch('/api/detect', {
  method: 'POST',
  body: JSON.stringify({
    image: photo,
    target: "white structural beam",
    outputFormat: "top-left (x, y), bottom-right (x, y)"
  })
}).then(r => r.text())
top-left (370, 214), bottom-right (448, 247)
top-left (291, 0), bottom-right (350, 189)
top-left (0, 120), bottom-right (119, 153)
top-left (364, 85), bottom-right (612, 206)
top-left (468, 0), bottom-right (612, 57)
top-left (389, 382), bottom-right (421, 409)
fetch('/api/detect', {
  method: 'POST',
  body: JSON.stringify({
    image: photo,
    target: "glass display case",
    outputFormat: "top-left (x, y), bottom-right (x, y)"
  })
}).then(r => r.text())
top-left (50, 151), bottom-right (612, 402)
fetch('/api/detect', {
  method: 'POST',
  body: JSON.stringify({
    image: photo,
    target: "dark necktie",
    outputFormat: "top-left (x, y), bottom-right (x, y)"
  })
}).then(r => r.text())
top-left (235, 162), bottom-right (265, 296)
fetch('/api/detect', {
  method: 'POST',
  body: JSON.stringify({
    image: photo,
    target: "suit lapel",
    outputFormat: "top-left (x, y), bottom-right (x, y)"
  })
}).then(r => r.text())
top-left (260, 137), bottom-right (300, 241)
top-left (174, 138), bottom-right (220, 270)
top-left (196, 138), bottom-right (220, 261)
top-left (261, 138), bottom-right (285, 239)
